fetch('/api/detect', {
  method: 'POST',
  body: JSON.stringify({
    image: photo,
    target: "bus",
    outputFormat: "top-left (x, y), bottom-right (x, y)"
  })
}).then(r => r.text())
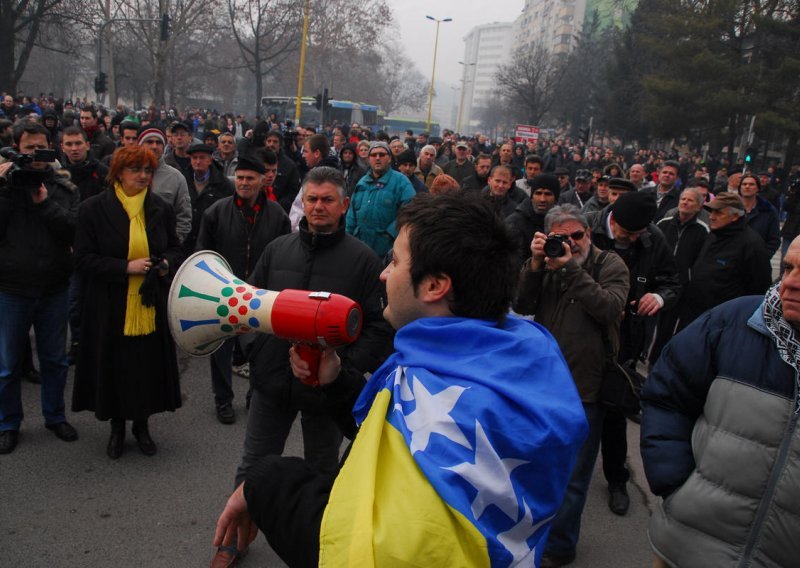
top-left (380, 116), bottom-right (441, 138)
top-left (259, 96), bottom-right (380, 129)
top-left (259, 96), bottom-right (320, 126)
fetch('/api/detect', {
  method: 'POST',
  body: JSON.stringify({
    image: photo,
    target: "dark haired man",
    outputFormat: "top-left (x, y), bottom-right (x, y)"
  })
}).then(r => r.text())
top-left (506, 173), bottom-right (561, 262)
top-left (461, 153), bottom-right (492, 193)
top-left (647, 160), bottom-right (681, 222)
top-left (79, 105), bottom-right (114, 159)
top-left (0, 122), bottom-right (80, 453)
top-left (264, 129), bottom-right (301, 213)
top-left (213, 192), bottom-right (587, 568)
top-left (515, 154), bottom-right (544, 197)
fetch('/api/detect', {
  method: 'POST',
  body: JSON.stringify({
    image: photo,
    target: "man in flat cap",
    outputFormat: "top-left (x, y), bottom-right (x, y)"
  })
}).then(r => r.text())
top-left (184, 143), bottom-right (234, 254)
top-left (677, 192), bottom-right (772, 330)
top-left (590, 190), bottom-right (681, 518)
top-left (195, 155), bottom-right (290, 426)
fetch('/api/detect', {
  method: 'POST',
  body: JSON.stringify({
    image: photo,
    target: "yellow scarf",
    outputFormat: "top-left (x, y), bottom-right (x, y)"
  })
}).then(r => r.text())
top-left (115, 182), bottom-right (156, 336)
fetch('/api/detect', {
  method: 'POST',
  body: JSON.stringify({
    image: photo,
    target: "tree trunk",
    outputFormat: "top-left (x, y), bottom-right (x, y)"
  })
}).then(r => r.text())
top-left (0, 1), bottom-right (17, 92)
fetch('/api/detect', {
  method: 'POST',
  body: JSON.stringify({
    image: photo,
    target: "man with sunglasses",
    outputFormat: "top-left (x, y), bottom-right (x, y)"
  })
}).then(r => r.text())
top-left (514, 204), bottom-right (630, 567)
top-left (346, 141), bottom-right (415, 258)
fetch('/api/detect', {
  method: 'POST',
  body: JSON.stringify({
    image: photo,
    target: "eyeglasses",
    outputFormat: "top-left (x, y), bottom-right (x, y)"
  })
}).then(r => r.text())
top-left (554, 230), bottom-right (586, 241)
top-left (124, 166), bottom-right (154, 175)
top-left (370, 152), bottom-right (389, 158)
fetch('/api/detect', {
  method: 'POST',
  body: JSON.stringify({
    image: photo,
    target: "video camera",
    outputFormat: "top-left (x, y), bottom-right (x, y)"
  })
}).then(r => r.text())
top-left (0, 147), bottom-right (57, 191)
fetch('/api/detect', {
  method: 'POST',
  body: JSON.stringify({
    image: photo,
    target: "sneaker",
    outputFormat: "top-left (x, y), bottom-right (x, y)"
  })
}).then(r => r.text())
top-left (608, 482), bottom-right (630, 516)
top-left (232, 363), bottom-right (250, 379)
top-left (24, 368), bottom-right (41, 384)
top-left (0, 430), bottom-right (19, 454)
top-left (216, 403), bottom-right (235, 425)
top-left (540, 551), bottom-right (576, 567)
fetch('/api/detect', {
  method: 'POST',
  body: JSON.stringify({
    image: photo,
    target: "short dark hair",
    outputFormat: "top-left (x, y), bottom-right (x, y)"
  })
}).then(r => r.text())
top-left (62, 125), bottom-right (87, 141)
top-left (396, 192), bottom-right (518, 321)
top-left (119, 120), bottom-right (139, 135)
top-left (256, 148), bottom-right (278, 166)
top-left (301, 165), bottom-right (345, 199)
top-left (307, 133), bottom-right (330, 156)
top-left (489, 165), bottom-right (513, 178)
top-left (475, 153), bottom-right (492, 164)
top-left (524, 154), bottom-right (544, 167)
top-left (662, 160), bottom-right (680, 172)
top-left (13, 121), bottom-right (50, 146)
top-left (80, 105), bottom-right (98, 118)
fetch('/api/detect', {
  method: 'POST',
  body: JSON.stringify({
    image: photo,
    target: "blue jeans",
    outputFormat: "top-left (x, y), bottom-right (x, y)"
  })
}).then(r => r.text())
top-left (545, 403), bottom-right (605, 556)
top-left (0, 289), bottom-right (69, 430)
top-left (235, 389), bottom-right (343, 486)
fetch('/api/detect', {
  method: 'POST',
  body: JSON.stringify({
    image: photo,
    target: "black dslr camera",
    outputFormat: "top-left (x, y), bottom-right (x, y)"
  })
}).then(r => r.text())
top-left (543, 234), bottom-right (570, 258)
top-left (0, 147), bottom-right (57, 191)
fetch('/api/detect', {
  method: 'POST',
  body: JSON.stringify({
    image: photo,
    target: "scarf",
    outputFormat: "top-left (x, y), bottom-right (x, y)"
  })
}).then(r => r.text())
top-left (236, 191), bottom-right (265, 225)
top-left (114, 182), bottom-right (156, 336)
top-left (762, 282), bottom-right (800, 414)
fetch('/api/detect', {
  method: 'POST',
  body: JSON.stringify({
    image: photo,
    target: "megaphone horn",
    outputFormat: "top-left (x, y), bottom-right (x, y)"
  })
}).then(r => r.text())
top-left (168, 251), bottom-right (363, 381)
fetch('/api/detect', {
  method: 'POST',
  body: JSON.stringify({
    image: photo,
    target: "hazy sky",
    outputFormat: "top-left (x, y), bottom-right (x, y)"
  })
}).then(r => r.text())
top-left (391, 0), bottom-right (524, 89)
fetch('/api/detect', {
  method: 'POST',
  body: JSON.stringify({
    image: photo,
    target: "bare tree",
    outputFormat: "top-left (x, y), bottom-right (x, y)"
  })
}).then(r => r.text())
top-left (495, 44), bottom-right (566, 125)
top-left (226, 0), bottom-right (302, 116)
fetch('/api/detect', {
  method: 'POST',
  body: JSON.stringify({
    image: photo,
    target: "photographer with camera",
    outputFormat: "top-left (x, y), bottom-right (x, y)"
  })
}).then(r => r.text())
top-left (514, 204), bottom-right (630, 567)
top-left (0, 121), bottom-right (80, 454)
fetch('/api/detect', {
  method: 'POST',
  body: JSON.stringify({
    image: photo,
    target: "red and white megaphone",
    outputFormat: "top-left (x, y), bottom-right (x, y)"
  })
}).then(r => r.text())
top-left (167, 250), bottom-right (362, 386)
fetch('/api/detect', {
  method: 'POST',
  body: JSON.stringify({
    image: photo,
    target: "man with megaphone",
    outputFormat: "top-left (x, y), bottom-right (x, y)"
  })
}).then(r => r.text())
top-left (209, 166), bottom-right (394, 567)
top-left (213, 192), bottom-right (588, 568)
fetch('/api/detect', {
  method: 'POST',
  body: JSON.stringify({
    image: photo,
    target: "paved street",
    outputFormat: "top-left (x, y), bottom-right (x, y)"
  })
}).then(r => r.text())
top-left (2, 351), bottom-right (656, 567)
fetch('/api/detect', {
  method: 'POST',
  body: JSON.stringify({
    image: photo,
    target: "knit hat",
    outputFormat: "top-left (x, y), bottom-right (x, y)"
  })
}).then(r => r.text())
top-left (137, 128), bottom-right (166, 146)
top-left (368, 141), bottom-right (391, 156)
top-left (610, 191), bottom-right (657, 231)
top-left (396, 149), bottom-right (417, 166)
top-left (236, 155), bottom-right (266, 175)
top-left (528, 174), bottom-right (561, 200)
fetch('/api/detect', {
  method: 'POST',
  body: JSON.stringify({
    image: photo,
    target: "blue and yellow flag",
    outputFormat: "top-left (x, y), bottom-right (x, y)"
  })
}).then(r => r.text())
top-left (319, 316), bottom-right (588, 567)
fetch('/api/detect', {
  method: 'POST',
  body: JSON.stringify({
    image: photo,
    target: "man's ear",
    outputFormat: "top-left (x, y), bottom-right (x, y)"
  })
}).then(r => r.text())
top-left (418, 273), bottom-right (452, 304)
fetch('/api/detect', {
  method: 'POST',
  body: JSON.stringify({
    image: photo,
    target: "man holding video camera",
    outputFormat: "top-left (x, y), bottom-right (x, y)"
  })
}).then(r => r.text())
top-left (0, 121), bottom-right (80, 454)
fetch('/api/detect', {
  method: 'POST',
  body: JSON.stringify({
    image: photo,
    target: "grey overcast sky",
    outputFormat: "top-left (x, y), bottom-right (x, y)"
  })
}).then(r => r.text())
top-left (392, 0), bottom-right (524, 89)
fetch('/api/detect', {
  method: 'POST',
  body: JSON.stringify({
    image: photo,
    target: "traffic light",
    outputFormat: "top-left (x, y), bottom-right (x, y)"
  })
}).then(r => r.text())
top-left (160, 13), bottom-right (171, 41)
top-left (578, 127), bottom-right (589, 144)
top-left (745, 146), bottom-right (757, 165)
top-left (314, 93), bottom-right (323, 110)
top-left (94, 72), bottom-right (107, 94)
top-left (322, 87), bottom-right (329, 108)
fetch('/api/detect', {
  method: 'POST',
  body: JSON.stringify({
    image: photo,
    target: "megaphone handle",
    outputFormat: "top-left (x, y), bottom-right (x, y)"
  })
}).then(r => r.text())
top-left (295, 343), bottom-right (321, 387)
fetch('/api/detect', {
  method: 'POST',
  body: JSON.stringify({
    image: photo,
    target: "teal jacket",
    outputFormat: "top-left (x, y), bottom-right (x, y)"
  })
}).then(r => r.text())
top-left (346, 168), bottom-right (415, 258)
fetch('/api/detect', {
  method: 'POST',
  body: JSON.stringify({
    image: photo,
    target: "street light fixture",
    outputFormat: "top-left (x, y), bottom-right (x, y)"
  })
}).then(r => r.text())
top-left (456, 60), bottom-right (475, 134)
top-left (425, 15), bottom-right (452, 133)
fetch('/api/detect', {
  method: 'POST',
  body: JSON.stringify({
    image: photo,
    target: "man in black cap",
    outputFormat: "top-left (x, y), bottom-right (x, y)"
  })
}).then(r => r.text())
top-left (554, 166), bottom-right (572, 194)
top-left (396, 149), bottom-right (428, 194)
top-left (559, 169), bottom-right (594, 209)
top-left (507, 173), bottom-right (561, 263)
top-left (590, 189), bottom-right (680, 518)
top-left (678, 192), bottom-right (772, 330)
top-left (195, 155), bottom-right (290, 426)
top-left (184, 143), bottom-right (234, 254)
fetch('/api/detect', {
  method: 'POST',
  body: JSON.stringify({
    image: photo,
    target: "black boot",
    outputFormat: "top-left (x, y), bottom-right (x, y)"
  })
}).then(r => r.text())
top-left (107, 419), bottom-right (125, 459)
top-left (132, 419), bottom-right (157, 456)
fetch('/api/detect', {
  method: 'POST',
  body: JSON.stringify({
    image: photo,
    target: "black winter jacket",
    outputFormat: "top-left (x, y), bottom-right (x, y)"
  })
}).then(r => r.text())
top-left (246, 217), bottom-right (394, 408)
top-left (505, 196), bottom-right (546, 263)
top-left (196, 195), bottom-right (290, 279)
top-left (0, 171), bottom-right (78, 296)
top-left (184, 166), bottom-right (234, 253)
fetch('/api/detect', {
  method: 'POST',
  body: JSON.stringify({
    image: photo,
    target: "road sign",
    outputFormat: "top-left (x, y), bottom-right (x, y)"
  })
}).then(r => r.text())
top-left (515, 124), bottom-right (540, 144)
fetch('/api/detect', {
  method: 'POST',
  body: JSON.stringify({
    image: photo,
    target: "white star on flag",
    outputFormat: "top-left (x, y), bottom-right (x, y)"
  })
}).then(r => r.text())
top-left (497, 500), bottom-right (553, 566)
top-left (444, 420), bottom-right (527, 520)
top-left (393, 368), bottom-right (471, 454)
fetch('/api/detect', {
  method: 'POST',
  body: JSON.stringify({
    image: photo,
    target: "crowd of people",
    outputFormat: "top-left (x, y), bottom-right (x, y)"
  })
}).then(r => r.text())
top-left (2, 89), bottom-right (800, 568)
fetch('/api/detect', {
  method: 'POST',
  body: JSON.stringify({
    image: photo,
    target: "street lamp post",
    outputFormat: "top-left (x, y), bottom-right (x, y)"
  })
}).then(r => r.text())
top-left (294, 0), bottom-right (311, 124)
top-left (425, 15), bottom-right (452, 133)
top-left (456, 60), bottom-right (475, 134)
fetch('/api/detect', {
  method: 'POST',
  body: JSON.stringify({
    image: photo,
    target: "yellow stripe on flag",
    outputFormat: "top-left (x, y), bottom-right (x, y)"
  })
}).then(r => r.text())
top-left (319, 389), bottom-right (490, 567)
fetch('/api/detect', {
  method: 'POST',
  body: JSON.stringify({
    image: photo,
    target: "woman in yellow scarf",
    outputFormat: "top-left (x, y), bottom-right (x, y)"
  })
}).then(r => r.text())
top-left (72, 144), bottom-right (184, 459)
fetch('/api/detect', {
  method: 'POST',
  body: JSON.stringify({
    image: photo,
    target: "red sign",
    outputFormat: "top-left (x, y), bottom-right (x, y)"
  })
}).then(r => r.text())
top-left (515, 124), bottom-right (540, 144)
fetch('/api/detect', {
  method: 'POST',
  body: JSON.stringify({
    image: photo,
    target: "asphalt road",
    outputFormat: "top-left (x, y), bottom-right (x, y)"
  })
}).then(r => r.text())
top-left (2, 351), bottom-right (656, 567)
